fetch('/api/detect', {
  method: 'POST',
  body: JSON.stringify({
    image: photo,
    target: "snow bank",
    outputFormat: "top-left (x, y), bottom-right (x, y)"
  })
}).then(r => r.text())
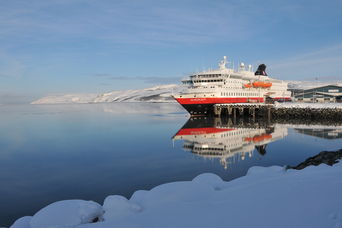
top-left (11, 162), bottom-right (342, 228)
top-left (11, 200), bottom-right (102, 228)
top-left (274, 102), bottom-right (342, 109)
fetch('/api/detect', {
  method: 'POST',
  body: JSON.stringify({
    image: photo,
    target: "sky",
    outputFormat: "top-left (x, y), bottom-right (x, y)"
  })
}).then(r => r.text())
top-left (0, 0), bottom-right (342, 104)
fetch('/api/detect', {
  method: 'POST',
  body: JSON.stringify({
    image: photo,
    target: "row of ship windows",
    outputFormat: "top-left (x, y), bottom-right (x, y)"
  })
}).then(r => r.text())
top-left (221, 92), bottom-right (259, 96)
top-left (194, 147), bottom-right (224, 151)
top-left (192, 80), bottom-right (242, 84)
top-left (186, 79), bottom-right (246, 84)
top-left (193, 79), bottom-right (224, 83)
top-left (297, 98), bottom-right (332, 101)
top-left (221, 129), bottom-right (248, 138)
top-left (191, 74), bottom-right (223, 78)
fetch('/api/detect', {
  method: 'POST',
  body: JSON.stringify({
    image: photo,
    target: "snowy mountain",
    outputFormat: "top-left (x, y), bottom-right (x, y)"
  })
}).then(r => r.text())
top-left (287, 80), bottom-right (341, 90)
top-left (31, 84), bottom-right (183, 104)
top-left (31, 81), bottom-right (342, 104)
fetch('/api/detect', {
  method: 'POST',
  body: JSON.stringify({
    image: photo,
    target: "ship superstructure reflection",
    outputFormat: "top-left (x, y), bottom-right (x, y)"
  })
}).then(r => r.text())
top-left (172, 117), bottom-right (288, 169)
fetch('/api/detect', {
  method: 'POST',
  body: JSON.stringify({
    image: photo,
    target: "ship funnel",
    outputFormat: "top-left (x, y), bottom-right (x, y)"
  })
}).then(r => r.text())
top-left (255, 63), bottom-right (267, 76)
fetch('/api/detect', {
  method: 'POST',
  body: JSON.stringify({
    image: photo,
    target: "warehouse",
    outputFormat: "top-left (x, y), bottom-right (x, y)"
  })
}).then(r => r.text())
top-left (294, 85), bottom-right (342, 103)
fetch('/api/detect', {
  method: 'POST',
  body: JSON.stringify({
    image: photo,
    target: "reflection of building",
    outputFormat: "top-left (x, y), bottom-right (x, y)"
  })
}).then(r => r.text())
top-left (295, 128), bottom-right (342, 140)
top-left (294, 85), bottom-right (342, 103)
top-left (172, 117), bottom-right (288, 169)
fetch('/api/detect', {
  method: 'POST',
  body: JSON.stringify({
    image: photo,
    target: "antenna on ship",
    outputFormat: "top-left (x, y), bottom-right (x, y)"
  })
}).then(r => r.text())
top-left (219, 56), bottom-right (229, 69)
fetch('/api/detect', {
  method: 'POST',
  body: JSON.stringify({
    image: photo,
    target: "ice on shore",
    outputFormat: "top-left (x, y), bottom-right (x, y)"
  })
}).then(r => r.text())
top-left (274, 102), bottom-right (342, 109)
top-left (10, 161), bottom-right (342, 228)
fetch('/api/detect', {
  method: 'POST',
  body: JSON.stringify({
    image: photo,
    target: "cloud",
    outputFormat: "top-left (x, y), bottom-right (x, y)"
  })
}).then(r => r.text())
top-left (87, 73), bottom-right (111, 77)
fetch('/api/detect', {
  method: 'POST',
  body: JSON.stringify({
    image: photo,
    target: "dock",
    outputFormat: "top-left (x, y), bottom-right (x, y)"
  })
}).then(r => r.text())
top-left (213, 103), bottom-right (273, 118)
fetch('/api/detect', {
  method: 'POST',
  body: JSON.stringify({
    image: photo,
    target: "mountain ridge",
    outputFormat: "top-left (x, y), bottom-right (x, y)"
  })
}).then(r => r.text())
top-left (31, 81), bottom-right (342, 104)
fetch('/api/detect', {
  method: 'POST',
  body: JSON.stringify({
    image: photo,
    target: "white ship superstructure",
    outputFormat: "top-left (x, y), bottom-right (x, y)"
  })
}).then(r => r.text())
top-left (173, 56), bottom-right (291, 115)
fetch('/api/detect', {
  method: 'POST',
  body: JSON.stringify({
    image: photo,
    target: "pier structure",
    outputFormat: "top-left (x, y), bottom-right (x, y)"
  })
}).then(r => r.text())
top-left (213, 103), bottom-right (273, 118)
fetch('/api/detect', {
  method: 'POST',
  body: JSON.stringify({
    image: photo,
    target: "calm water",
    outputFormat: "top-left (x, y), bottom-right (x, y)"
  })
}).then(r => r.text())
top-left (1, 103), bottom-right (342, 227)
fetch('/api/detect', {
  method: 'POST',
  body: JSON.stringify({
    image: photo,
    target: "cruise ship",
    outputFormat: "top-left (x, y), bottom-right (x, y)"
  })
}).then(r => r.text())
top-left (172, 56), bottom-right (291, 115)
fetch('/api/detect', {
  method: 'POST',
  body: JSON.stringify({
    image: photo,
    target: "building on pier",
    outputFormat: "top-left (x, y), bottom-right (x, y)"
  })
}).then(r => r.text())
top-left (294, 85), bottom-right (342, 103)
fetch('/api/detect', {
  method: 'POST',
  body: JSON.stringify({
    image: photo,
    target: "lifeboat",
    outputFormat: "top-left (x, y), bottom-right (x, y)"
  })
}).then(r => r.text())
top-left (263, 134), bottom-right (272, 140)
top-left (252, 81), bottom-right (265, 88)
top-left (244, 137), bottom-right (253, 141)
top-left (253, 135), bottom-right (264, 142)
top-left (264, 82), bottom-right (272, 88)
top-left (253, 134), bottom-right (272, 142)
top-left (243, 83), bottom-right (253, 88)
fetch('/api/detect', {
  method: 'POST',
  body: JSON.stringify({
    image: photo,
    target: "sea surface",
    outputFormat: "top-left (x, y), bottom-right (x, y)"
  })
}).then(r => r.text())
top-left (1, 103), bottom-right (342, 227)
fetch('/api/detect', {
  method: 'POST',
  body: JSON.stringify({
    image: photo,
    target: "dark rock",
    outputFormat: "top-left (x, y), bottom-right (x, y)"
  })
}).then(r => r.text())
top-left (291, 149), bottom-right (342, 170)
top-left (324, 153), bottom-right (335, 159)
top-left (314, 155), bottom-right (323, 162)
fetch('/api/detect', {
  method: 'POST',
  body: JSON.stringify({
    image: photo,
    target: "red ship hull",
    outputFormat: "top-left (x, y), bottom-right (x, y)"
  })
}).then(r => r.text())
top-left (173, 96), bottom-right (291, 115)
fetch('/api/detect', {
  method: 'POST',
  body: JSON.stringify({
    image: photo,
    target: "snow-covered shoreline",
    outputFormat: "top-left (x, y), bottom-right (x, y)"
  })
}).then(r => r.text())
top-left (274, 102), bottom-right (342, 109)
top-left (10, 161), bottom-right (342, 228)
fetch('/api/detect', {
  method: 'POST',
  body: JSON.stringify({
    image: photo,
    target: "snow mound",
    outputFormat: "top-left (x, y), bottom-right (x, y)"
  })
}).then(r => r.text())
top-left (192, 173), bottom-right (224, 189)
top-left (28, 200), bottom-right (102, 228)
top-left (102, 196), bottom-right (141, 221)
top-left (140, 181), bottom-right (215, 209)
top-left (247, 165), bottom-right (287, 175)
top-left (10, 216), bottom-right (32, 228)
top-left (129, 190), bottom-right (149, 205)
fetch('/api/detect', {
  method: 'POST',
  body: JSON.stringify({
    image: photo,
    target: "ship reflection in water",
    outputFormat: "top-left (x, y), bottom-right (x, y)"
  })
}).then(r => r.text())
top-left (172, 117), bottom-right (288, 169)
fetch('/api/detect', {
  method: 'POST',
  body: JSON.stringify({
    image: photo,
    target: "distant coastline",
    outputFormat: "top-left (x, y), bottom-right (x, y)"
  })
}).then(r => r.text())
top-left (30, 81), bottom-right (341, 105)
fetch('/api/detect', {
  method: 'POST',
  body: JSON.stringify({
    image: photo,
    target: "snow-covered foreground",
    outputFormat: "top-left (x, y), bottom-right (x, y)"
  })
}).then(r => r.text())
top-left (11, 162), bottom-right (342, 228)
